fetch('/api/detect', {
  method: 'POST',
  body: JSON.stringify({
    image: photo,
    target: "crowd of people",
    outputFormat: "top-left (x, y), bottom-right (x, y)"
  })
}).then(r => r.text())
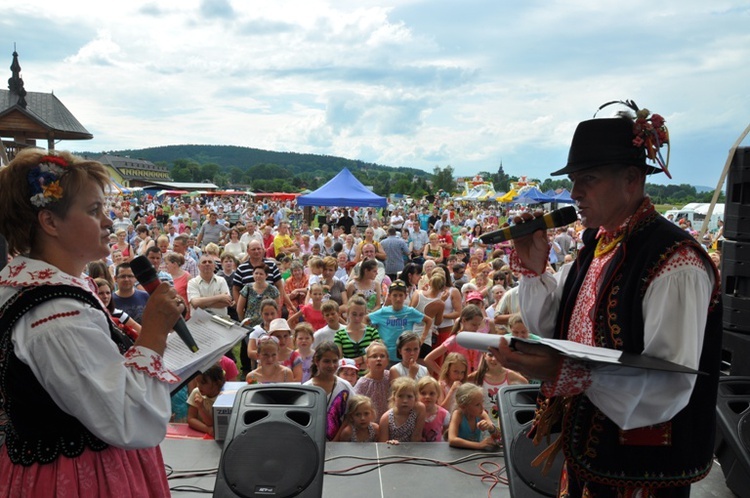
top-left (0, 103), bottom-right (725, 497)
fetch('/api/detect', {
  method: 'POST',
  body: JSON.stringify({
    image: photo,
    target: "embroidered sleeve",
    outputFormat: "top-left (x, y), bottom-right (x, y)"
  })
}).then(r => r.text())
top-left (540, 358), bottom-right (592, 397)
top-left (510, 250), bottom-right (543, 278)
top-left (124, 346), bottom-right (180, 384)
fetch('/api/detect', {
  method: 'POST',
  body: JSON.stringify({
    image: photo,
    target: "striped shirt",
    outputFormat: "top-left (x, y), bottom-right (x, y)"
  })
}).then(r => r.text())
top-left (232, 258), bottom-right (282, 290)
top-left (334, 326), bottom-right (381, 364)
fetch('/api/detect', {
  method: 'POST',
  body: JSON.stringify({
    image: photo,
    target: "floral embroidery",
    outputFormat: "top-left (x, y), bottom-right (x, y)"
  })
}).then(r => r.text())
top-left (541, 358), bottom-right (592, 398)
top-left (7, 262), bottom-right (25, 279)
top-left (124, 346), bottom-right (179, 384)
top-left (28, 269), bottom-right (55, 281)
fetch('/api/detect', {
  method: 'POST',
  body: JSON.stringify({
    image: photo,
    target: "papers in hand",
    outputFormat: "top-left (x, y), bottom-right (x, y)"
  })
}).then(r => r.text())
top-left (163, 309), bottom-right (247, 381)
top-left (456, 332), bottom-right (703, 375)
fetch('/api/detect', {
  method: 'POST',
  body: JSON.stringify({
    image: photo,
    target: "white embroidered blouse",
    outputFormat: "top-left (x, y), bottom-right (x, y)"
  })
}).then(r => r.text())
top-left (0, 256), bottom-right (178, 449)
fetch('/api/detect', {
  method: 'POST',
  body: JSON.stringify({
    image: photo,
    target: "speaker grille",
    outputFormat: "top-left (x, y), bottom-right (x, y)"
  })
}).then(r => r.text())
top-left (221, 421), bottom-right (320, 498)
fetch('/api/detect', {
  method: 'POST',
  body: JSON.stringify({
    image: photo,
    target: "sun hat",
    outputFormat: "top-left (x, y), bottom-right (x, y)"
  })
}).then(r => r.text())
top-left (269, 318), bottom-right (291, 333)
top-left (337, 358), bottom-right (359, 372)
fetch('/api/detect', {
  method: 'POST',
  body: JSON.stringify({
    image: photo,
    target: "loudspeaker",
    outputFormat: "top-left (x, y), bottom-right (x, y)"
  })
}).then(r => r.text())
top-left (498, 385), bottom-right (564, 498)
top-left (213, 384), bottom-right (327, 498)
top-left (722, 331), bottom-right (750, 376)
top-left (725, 147), bottom-right (750, 242)
top-left (722, 240), bottom-right (750, 333)
top-left (715, 377), bottom-right (750, 498)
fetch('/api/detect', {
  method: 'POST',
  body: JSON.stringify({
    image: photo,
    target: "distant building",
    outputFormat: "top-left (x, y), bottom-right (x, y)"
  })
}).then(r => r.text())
top-left (97, 153), bottom-right (172, 188)
top-left (0, 50), bottom-right (92, 163)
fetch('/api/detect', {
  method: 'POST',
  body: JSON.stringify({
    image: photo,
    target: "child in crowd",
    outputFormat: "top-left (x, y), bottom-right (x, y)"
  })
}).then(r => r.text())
top-left (293, 322), bottom-right (315, 383)
top-left (279, 256), bottom-right (292, 280)
top-left (245, 299), bottom-right (279, 372)
top-left (418, 376), bottom-right (451, 443)
top-left (469, 352), bottom-right (528, 434)
top-left (314, 300), bottom-right (346, 348)
top-left (389, 331), bottom-right (429, 381)
top-left (335, 395), bottom-right (379, 442)
top-left (288, 283), bottom-right (327, 330)
top-left (94, 277), bottom-right (141, 337)
top-left (447, 383), bottom-right (500, 450)
top-left (367, 280), bottom-right (432, 364)
top-left (335, 296), bottom-right (381, 376)
top-left (424, 304), bottom-right (489, 376)
top-left (438, 352), bottom-right (469, 413)
top-left (303, 342), bottom-right (352, 441)
top-left (268, 318), bottom-right (303, 382)
top-left (187, 365), bottom-right (226, 437)
top-left (336, 358), bottom-right (360, 388)
top-left (378, 377), bottom-right (426, 444)
top-left (306, 256), bottom-right (325, 285)
top-left (352, 341), bottom-right (391, 420)
top-left (247, 336), bottom-right (294, 384)
top-left (503, 313), bottom-right (541, 341)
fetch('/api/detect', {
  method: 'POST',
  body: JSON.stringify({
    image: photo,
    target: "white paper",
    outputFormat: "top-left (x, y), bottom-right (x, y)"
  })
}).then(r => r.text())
top-left (163, 309), bottom-right (247, 380)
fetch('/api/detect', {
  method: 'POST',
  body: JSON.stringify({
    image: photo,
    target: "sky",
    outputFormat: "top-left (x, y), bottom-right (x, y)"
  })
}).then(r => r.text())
top-left (3, 0), bottom-right (749, 189)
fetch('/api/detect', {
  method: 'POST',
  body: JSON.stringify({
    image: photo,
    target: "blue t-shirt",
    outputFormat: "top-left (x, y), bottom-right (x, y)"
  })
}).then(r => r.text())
top-left (418, 213), bottom-right (430, 231)
top-left (113, 289), bottom-right (150, 324)
top-left (368, 305), bottom-right (425, 360)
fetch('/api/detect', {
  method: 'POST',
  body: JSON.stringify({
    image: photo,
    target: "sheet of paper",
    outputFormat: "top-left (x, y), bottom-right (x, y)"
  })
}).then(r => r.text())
top-left (163, 309), bottom-right (247, 379)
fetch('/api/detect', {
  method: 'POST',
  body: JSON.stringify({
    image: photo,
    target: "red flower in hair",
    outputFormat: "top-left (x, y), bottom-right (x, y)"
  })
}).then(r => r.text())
top-left (40, 155), bottom-right (70, 168)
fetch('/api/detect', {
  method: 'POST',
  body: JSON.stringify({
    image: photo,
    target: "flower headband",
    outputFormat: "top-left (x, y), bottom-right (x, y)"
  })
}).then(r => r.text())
top-left (596, 100), bottom-right (671, 179)
top-left (27, 155), bottom-right (70, 208)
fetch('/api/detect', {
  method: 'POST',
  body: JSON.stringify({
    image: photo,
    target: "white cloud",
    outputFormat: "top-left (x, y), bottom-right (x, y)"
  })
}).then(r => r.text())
top-left (2, 0), bottom-right (748, 187)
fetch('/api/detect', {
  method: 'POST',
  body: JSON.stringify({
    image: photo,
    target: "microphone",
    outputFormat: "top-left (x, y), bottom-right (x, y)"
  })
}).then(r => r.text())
top-left (130, 255), bottom-right (199, 353)
top-left (479, 206), bottom-right (577, 244)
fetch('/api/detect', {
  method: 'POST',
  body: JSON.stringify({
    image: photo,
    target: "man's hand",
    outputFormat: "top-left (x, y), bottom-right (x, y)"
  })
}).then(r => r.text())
top-left (510, 211), bottom-right (550, 276)
top-left (489, 337), bottom-right (563, 382)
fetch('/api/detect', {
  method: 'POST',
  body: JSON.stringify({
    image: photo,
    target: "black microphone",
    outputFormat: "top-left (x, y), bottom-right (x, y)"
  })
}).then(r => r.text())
top-left (479, 206), bottom-right (578, 244)
top-left (130, 255), bottom-right (199, 352)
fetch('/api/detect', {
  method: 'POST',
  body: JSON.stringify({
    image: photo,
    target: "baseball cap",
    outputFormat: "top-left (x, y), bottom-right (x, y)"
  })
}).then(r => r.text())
top-left (466, 291), bottom-right (484, 303)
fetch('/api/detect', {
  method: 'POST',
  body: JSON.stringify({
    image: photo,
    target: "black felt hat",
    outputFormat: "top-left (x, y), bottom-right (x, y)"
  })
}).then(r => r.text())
top-left (551, 117), bottom-right (661, 176)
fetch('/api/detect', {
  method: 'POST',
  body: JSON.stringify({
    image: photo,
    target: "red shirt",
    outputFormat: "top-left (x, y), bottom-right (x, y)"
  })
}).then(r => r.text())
top-left (438, 232), bottom-right (454, 259)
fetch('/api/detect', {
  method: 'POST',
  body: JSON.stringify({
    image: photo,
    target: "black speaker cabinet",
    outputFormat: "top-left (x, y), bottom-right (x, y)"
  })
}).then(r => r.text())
top-left (722, 240), bottom-right (750, 333)
top-left (715, 376), bottom-right (750, 498)
top-left (213, 384), bottom-right (327, 498)
top-left (498, 384), bottom-right (564, 498)
top-left (725, 147), bottom-right (750, 242)
top-left (722, 331), bottom-right (750, 376)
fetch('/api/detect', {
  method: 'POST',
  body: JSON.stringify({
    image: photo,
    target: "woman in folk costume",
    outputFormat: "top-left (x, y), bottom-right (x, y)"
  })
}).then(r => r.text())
top-left (0, 149), bottom-right (184, 497)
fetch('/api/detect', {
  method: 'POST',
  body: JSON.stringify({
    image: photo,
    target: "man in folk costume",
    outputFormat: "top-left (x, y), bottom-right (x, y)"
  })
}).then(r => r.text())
top-left (491, 101), bottom-right (721, 497)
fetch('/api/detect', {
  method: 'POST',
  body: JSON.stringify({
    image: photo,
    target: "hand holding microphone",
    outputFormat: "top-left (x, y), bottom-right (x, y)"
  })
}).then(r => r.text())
top-left (130, 255), bottom-right (199, 353)
top-left (480, 206), bottom-right (577, 275)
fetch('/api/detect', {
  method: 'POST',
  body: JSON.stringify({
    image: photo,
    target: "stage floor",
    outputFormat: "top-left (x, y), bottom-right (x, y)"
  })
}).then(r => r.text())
top-left (161, 438), bottom-right (738, 497)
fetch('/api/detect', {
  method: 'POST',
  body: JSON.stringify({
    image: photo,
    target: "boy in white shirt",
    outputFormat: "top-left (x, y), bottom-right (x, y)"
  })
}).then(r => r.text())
top-left (313, 301), bottom-right (346, 348)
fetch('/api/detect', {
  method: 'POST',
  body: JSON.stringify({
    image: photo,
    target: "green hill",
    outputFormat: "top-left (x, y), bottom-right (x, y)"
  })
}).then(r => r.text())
top-left (78, 144), bottom-right (434, 195)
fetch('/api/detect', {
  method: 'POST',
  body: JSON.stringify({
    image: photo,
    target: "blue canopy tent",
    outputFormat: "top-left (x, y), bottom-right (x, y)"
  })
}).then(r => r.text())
top-left (513, 187), bottom-right (555, 204)
top-left (554, 189), bottom-right (575, 204)
top-left (296, 168), bottom-right (387, 208)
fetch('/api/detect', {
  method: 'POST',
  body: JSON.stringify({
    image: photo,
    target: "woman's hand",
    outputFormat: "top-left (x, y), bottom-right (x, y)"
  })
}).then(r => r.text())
top-left (136, 282), bottom-right (185, 356)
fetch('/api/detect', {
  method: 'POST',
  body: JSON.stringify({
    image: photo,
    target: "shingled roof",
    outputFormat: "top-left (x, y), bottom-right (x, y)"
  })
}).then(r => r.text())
top-left (0, 50), bottom-right (92, 147)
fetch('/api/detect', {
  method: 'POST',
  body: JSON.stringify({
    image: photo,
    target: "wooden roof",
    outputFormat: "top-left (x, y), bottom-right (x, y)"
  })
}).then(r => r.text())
top-left (0, 51), bottom-right (92, 145)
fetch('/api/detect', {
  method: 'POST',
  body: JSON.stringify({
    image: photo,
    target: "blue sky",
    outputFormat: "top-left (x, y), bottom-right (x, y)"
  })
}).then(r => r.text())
top-left (3, 0), bottom-right (748, 188)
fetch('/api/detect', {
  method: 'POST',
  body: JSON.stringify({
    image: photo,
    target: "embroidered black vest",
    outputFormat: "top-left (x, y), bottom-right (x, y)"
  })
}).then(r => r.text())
top-left (553, 211), bottom-right (722, 488)
top-left (0, 285), bottom-right (134, 466)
